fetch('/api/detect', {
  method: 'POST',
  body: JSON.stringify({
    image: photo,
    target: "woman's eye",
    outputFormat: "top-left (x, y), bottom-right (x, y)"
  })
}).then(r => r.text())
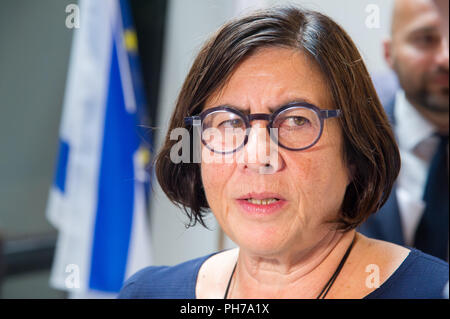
top-left (285, 116), bottom-right (309, 127)
top-left (218, 119), bottom-right (243, 128)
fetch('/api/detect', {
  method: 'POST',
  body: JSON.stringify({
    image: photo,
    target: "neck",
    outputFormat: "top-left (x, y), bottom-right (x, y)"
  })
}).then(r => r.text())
top-left (230, 230), bottom-right (356, 298)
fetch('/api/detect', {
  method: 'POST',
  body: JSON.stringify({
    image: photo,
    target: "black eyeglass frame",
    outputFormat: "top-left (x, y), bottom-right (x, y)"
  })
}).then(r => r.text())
top-left (184, 102), bottom-right (341, 154)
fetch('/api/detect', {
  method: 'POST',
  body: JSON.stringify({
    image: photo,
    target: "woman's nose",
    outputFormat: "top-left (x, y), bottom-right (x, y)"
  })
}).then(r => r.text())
top-left (236, 121), bottom-right (284, 174)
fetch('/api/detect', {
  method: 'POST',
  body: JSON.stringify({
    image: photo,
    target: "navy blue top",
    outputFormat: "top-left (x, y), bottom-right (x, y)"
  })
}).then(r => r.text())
top-left (118, 248), bottom-right (449, 299)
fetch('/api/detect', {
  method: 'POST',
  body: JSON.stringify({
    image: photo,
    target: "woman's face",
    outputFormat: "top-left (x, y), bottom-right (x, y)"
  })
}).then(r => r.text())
top-left (200, 47), bottom-right (351, 256)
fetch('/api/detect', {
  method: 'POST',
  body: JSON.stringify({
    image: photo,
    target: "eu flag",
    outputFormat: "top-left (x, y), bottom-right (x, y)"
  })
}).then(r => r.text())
top-left (46, 0), bottom-right (152, 296)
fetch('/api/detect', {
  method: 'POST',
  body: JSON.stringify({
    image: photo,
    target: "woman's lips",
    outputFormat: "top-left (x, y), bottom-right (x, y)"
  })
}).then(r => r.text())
top-left (237, 192), bottom-right (286, 201)
top-left (235, 193), bottom-right (288, 216)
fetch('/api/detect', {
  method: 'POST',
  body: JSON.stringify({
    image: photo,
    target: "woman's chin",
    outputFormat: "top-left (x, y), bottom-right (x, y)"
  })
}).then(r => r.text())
top-left (230, 225), bottom-right (292, 256)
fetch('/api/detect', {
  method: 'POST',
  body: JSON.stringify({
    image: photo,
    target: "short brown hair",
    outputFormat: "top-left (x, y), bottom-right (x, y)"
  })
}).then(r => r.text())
top-left (154, 6), bottom-right (400, 230)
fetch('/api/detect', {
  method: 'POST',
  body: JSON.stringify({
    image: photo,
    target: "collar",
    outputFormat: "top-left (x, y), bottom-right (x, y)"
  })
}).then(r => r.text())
top-left (394, 90), bottom-right (437, 152)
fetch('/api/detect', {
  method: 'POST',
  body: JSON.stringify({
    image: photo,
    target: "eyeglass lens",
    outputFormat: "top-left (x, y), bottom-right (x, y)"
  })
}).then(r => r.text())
top-left (201, 107), bottom-right (321, 153)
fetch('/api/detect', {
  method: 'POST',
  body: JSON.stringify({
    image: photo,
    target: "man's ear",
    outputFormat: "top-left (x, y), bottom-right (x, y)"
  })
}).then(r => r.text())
top-left (383, 37), bottom-right (395, 69)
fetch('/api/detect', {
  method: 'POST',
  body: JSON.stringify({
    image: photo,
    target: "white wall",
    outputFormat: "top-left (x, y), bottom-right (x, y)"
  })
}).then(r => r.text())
top-left (150, 0), bottom-right (395, 266)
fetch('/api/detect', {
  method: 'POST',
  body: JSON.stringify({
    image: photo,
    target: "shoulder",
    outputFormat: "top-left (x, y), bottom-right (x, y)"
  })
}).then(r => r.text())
top-left (396, 249), bottom-right (448, 292)
top-left (196, 248), bottom-right (239, 298)
top-left (335, 233), bottom-right (410, 298)
top-left (346, 234), bottom-right (448, 299)
top-left (366, 248), bottom-right (449, 299)
top-left (118, 253), bottom-right (215, 299)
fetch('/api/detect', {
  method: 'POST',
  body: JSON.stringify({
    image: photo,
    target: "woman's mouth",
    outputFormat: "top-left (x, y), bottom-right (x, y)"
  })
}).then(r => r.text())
top-left (245, 198), bottom-right (279, 205)
top-left (236, 193), bottom-right (287, 216)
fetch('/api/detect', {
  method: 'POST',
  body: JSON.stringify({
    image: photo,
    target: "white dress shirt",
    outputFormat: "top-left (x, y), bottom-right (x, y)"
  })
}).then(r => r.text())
top-left (394, 90), bottom-right (440, 246)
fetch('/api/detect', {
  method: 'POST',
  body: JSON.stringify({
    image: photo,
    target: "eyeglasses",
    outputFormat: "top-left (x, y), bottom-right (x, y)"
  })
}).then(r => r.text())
top-left (184, 102), bottom-right (341, 154)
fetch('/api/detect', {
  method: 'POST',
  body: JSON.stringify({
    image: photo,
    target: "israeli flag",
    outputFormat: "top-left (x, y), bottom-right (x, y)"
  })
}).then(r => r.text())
top-left (46, 0), bottom-right (152, 297)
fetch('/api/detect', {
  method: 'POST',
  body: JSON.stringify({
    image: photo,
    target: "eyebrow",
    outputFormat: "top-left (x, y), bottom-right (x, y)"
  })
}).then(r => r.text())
top-left (409, 26), bottom-right (440, 36)
top-left (211, 98), bottom-right (318, 114)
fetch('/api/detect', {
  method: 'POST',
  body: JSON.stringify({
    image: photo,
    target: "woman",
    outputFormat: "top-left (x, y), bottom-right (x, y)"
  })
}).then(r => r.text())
top-left (119, 7), bottom-right (448, 299)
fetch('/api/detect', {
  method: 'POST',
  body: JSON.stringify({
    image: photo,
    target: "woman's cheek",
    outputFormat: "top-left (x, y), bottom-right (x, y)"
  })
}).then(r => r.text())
top-left (201, 162), bottom-right (234, 205)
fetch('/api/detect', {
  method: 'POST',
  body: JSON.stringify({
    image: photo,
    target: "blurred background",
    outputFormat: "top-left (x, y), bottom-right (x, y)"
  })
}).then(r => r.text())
top-left (0, 0), bottom-right (394, 298)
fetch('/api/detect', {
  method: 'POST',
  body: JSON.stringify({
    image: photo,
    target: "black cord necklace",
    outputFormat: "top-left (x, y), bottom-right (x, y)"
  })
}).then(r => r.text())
top-left (223, 235), bottom-right (356, 299)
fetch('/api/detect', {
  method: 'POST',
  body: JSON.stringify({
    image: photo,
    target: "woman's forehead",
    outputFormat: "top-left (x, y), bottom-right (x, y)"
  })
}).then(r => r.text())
top-left (203, 47), bottom-right (331, 112)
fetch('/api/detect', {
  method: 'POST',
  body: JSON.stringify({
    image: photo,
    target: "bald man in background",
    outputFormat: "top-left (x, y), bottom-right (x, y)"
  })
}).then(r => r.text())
top-left (359, 0), bottom-right (449, 261)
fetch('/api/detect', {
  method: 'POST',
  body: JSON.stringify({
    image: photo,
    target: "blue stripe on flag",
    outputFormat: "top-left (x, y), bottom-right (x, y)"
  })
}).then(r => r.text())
top-left (54, 140), bottom-right (70, 193)
top-left (89, 37), bottom-right (139, 292)
top-left (119, 0), bottom-right (133, 30)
